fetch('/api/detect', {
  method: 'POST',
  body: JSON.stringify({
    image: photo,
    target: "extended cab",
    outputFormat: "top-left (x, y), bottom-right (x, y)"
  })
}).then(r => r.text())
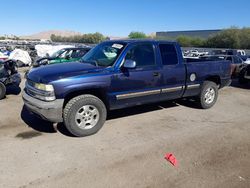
top-left (23, 40), bottom-right (231, 137)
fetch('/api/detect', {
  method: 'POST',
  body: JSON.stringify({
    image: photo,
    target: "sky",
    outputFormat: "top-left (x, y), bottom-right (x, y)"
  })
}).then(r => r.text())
top-left (1, 0), bottom-right (250, 37)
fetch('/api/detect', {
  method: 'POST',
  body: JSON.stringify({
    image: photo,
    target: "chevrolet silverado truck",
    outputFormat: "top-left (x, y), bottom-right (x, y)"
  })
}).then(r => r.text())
top-left (23, 40), bottom-right (231, 137)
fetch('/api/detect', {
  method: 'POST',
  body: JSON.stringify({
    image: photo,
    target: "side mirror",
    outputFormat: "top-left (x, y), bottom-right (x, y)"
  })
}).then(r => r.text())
top-left (123, 60), bottom-right (136, 69)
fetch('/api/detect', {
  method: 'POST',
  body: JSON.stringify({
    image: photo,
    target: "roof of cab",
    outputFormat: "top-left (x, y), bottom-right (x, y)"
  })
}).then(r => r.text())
top-left (106, 39), bottom-right (178, 44)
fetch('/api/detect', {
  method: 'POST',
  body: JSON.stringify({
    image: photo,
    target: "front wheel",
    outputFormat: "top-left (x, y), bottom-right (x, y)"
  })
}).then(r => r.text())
top-left (198, 81), bottom-right (218, 109)
top-left (63, 95), bottom-right (107, 137)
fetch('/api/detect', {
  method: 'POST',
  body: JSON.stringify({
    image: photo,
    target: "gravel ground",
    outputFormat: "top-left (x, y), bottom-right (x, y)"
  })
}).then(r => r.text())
top-left (0, 70), bottom-right (249, 188)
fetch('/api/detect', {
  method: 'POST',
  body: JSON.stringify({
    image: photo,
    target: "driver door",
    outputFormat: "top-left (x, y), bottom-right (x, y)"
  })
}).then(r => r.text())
top-left (110, 43), bottom-right (162, 109)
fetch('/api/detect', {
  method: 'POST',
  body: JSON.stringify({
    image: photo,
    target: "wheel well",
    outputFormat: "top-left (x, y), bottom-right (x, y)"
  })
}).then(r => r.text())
top-left (205, 76), bottom-right (221, 86)
top-left (63, 89), bottom-right (109, 109)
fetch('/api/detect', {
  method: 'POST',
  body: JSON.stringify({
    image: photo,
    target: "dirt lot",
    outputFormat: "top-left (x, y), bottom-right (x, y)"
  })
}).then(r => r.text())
top-left (0, 71), bottom-right (250, 188)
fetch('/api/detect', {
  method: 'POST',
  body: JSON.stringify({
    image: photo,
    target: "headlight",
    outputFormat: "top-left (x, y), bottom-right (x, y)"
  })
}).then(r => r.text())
top-left (34, 83), bottom-right (54, 92)
top-left (26, 81), bottom-right (56, 101)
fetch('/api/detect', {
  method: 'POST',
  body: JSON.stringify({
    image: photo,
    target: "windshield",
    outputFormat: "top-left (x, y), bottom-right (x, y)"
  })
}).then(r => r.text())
top-left (81, 42), bottom-right (126, 67)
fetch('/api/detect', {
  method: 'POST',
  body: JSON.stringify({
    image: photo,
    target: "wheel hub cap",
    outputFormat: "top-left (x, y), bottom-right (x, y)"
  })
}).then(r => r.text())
top-left (204, 87), bottom-right (215, 104)
top-left (75, 105), bottom-right (100, 130)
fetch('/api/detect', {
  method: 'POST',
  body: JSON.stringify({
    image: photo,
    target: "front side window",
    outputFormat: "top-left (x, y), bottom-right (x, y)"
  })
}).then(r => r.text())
top-left (125, 44), bottom-right (155, 67)
top-left (159, 44), bottom-right (178, 65)
top-left (81, 42), bottom-right (126, 67)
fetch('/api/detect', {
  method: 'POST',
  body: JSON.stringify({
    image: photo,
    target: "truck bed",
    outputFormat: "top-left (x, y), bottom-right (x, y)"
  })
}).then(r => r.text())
top-left (183, 59), bottom-right (231, 97)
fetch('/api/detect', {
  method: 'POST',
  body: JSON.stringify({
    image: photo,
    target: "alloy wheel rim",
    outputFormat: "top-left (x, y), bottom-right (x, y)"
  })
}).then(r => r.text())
top-left (75, 105), bottom-right (100, 130)
top-left (204, 87), bottom-right (215, 104)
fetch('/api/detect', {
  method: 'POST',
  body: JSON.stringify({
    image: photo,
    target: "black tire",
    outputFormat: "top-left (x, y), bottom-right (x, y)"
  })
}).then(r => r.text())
top-left (63, 94), bottom-right (107, 137)
top-left (199, 81), bottom-right (218, 109)
top-left (0, 82), bottom-right (6, 100)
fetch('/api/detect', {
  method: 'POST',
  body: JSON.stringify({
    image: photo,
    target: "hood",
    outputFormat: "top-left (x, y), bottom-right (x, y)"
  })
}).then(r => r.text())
top-left (27, 62), bottom-right (106, 83)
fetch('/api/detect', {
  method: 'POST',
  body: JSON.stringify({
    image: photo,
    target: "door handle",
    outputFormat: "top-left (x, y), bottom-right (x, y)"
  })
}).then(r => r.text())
top-left (153, 72), bottom-right (161, 77)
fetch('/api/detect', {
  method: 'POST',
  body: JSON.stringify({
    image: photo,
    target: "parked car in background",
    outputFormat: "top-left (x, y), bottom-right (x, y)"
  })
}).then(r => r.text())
top-left (9, 49), bottom-right (32, 67)
top-left (225, 49), bottom-right (246, 56)
top-left (0, 60), bottom-right (21, 99)
top-left (33, 47), bottom-right (91, 67)
top-left (211, 49), bottom-right (248, 61)
top-left (23, 40), bottom-right (231, 137)
top-left (0, 51), bottom-right (9, 61)
top-left (224, 55), bottom-right (244, 76)
top-left (211, 49), bottom-right (227, 55)
top-left (236, 50), bottom-right (246, 56)
top-left (244, 58), bottom-right (250, 65)
top-left (238, 64), bottom-right (250, 84)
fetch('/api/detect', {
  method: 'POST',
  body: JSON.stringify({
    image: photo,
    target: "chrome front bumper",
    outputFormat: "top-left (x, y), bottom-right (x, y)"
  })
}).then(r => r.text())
top-left (22, 91), bottom-right (64, 123)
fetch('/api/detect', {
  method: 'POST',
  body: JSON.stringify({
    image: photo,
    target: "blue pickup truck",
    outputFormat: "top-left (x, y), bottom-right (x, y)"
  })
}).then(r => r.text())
top-left (23, 40), bottom-right (231, 137)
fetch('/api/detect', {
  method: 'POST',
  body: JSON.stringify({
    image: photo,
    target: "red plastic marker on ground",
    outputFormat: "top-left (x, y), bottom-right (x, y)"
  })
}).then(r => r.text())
top-left (165, 153), bottom-right (178, 166)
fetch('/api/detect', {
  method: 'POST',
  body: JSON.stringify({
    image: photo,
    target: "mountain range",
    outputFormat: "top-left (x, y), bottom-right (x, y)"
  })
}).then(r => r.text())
top-left (21, 30), bottom-right (82, 39)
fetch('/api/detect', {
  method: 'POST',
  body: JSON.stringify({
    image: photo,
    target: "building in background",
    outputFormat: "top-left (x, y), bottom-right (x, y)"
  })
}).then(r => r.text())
top-left (156, 29), bottom-right (222, 39)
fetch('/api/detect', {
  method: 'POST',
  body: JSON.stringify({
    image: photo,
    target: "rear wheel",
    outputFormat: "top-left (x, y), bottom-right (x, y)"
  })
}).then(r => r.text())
top-left (63, 94), bottom-right (107, 137)
top-left (199, 81), bottom-right (218, 109)
top-left (0, 82), bottom-right (6, 100)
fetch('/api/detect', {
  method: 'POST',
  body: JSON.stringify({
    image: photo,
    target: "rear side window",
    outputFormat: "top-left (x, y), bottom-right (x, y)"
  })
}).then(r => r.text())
top-left (125, 44), bottom-right (155, 67)
top-left (71, 49), bottom-right (88, 58)
top-left (159, 44), bottom-right (178, 65)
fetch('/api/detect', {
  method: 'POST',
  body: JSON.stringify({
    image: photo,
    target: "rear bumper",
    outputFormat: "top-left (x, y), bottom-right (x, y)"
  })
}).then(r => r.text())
top-left (22, 91), bottom-right (64, 123)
